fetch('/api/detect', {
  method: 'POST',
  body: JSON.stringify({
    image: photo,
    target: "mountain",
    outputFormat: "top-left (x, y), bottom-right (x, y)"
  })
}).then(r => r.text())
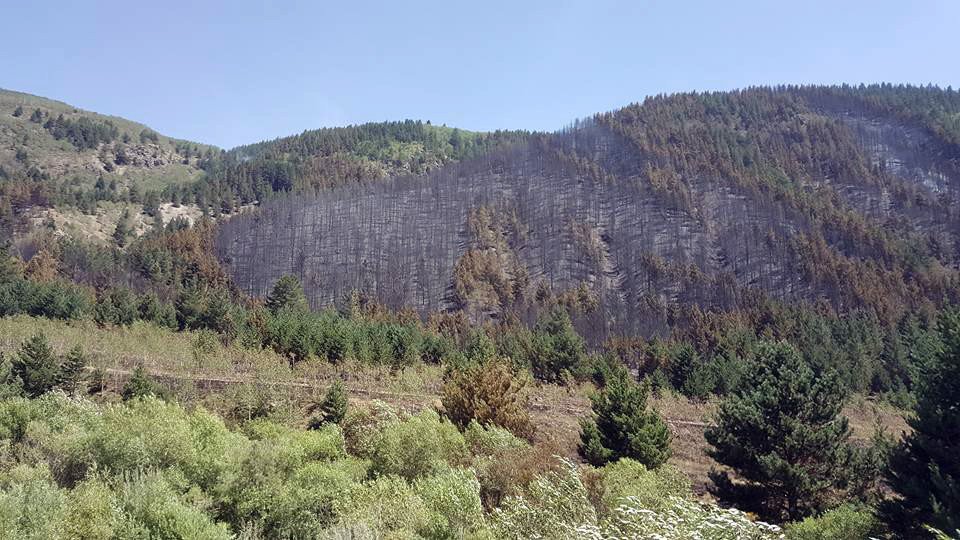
top-left (215, 84), bottom-right (960, 343)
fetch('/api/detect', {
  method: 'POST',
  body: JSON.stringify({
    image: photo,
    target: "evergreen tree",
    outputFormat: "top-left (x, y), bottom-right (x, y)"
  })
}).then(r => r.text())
top-left (579, 371), bottom-right (671, 468)
top-left (57, 345), bottom-right (86, 393)
top-left (705, 341), bottom-right (853, 521)
top-left (530, 308), bottom-right (587, 383)
top-left (12, 333), bottom-right (60, 397)
top-left (265, 275), bottom-right (308, 314)
top-left (882, 310), bottom-right (960, 536)
top-left (113, 208), bottom-right (131, 247)
top-left (308, 380), bottom-right (348, 428)
top-left (122, 366), bottom-right (166, 401)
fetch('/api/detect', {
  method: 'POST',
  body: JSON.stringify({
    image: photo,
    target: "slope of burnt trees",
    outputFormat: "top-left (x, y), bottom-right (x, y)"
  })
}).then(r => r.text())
top-left (215, 86), bottom-right (960, 344)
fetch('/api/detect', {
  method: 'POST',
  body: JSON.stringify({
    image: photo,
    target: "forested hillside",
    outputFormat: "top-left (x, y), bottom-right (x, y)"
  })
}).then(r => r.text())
top-left (2, 83), bottom-right (960, 538)
top-left (217, 85), bottom-right (960, 334)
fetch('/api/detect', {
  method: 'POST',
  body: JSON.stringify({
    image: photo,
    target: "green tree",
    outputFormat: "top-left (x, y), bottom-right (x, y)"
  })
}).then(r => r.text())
top-left (265, 275), bottom-right (308, 314)
top-left (705, 341), bottom-right (852, 521)
top-left (122, 366), bottom-right (166, 401)
top-left (12, 333), bottom-right (60, 397)
top-left (530, 308), bottom-right (587, 383)
top-left (57, 345), bottom-right (87, 393)
top-left (882, 309), bottom-right (960, 536)
top-left (309, 380), bottom-right (348, 428)
top-left (579, 371), bottom-right (671, 468)
top-left (113, 209), bottom-right (131, 247)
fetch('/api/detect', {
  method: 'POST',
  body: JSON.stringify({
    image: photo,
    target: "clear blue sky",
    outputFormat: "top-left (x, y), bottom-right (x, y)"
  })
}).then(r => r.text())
top-left (4, 0), bottom-right (957, 148)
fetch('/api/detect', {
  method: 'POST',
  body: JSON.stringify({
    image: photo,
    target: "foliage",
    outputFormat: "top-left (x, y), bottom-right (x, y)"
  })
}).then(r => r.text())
top-left (882, 309), bottom-right (960, 536)
top-left (528, 308), bottom-right (589, 382)
top-left (11, 333), bottom-right (60, 398)
top-left (785, 504), bottom-right (879, 540)
top-left (309, 380), bottom-right (348, 428)
top-left (579, 372), bottom-right (671, 469)
top-left (442, 357), bottom-right (533, 439)
top-left (265, 274), bottom-right (308, 314)
top-left (121, 366), bottom-right (168, 401)
top-left (705, 341), bottom-right (854, 521)
top-left (370, 409), bottom-right (468, 480)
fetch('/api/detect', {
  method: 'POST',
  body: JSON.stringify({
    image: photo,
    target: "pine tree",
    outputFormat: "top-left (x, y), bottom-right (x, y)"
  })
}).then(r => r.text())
top-left (57, 345), bottom-right (86, 393)
top-left (530, 308), bottom-right (587, 383)
top-left (309, 380), bottom-right (348, 428)
top-left (705, 341), bottom-right (853, 521)
top-left (12, 333), bottom-right (60, 397)
top-left (113, 208), bottom-right (131, 247)
top-left (882, 310), bottom-right (960, 536)
top-left (266, 275), bottom-right (308, 314)
top-left (579, 371), bottom-right (671, 469)
top-left (122, 366), bottom-right (166, 401)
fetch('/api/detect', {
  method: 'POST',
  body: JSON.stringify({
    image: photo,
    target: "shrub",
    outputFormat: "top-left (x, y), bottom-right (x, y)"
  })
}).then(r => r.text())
top-left (491, 458), bottom-right (597, 539)
top-left (463, 420), bottom-right (529, 457)
top-left (0, 464), bottom-right (67, 539)
top-left (115, 472), bottom-right (231, 539)
top-left (334, 475), bottom-right (430, 537)
top-left (786, 504), bottom-right (879, 540)
top-left (442, 357), bottom-right (533, 439)
top-left (592, 458), bottom-right (690, 515)
top-left (414, 467), bottom-right (487, 538)
top-left (121, 366), bottom-right (168, 401)
top-left (370, 410), bottom-right (467, 480)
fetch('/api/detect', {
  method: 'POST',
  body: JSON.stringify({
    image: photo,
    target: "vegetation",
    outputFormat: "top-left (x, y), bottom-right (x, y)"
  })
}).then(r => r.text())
top-left (882, 309), bottom-right (960, 536)
top-left (579, 370), bottom-right (671, 469)
top-left (705, 341), bottom-right (855, 521)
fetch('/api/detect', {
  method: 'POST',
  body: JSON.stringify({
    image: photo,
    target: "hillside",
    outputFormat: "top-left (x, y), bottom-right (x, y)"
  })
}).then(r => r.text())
top-left (216, 84), bottom-right (960, 341)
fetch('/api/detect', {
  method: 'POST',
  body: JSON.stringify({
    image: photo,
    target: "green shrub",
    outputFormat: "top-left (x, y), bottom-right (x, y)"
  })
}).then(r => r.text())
top-left (595, 458), bottom-right (690, 515)
top-left (786, 504), bottom-right (879, 540)
top-left (334, 475), bottom-right (430, 537)
top-left (415, 467), bottom-right (487, 539)
top-left (309, 380), bottom-right (348, 428)
top-left (115, 472), bottom-right (230, 539)
top-left (463, 421), bottom-right (529, 458)
top-left (0, 464), bottom-right (67, 540)
top-left (63, 478), bottom-right (120, 540)
top-left (370, 410), bottom-right (467, 480)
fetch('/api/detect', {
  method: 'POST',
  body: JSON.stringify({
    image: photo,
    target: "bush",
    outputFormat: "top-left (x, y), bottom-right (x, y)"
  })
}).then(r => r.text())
top-left (121, 366), bottom-right (168, 401)
top-left (370, 410), bottom-right (467, 480)
top-left (414, 467), bottom-right (487, 538)
top-left (786, 504), bottom-right (879, 540)
top-left (442, 357), bottom-right (533, 439)
top-left (115, 472), bottom-right (231, 539)
top-left (0, 464), bottom-right (67, 539)
top-left (592, 458), bottom-right (690, 515)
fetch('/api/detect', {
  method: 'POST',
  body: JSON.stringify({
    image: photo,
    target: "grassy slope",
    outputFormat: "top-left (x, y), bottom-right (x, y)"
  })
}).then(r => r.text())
top-left (0, 315), bottom-right (908, 492)
top-left (0, 88), bottom-right (212, 193)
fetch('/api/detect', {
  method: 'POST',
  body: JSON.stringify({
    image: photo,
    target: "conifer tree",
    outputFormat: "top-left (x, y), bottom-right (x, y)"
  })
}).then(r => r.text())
top-left (57, 345), bottom-right (87, 393)
top-left (579, 371), bottom-right (671, 468)
top-left (442, 357), bottom-right (533, 438)
top-left (12, 333), bottom-right (60, 397)
top-left (309, 380), bottom-right (348, 428)
top-left (266, 275), bottom-right (308, 314)
top-left (705, 341), bottom-right (852, 521)
top-left (113, 208), bottom-right (131, 247)
top-left (882, 310), bottom-right (960, 536)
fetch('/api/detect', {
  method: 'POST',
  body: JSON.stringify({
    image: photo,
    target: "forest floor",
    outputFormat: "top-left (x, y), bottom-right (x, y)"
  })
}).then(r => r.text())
top-left (0, 315), bottom-right (909, 492)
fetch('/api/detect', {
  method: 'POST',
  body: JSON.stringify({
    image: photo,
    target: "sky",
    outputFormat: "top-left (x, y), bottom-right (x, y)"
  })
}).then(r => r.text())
top-left (3, 0), bottom-right (958, 149)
